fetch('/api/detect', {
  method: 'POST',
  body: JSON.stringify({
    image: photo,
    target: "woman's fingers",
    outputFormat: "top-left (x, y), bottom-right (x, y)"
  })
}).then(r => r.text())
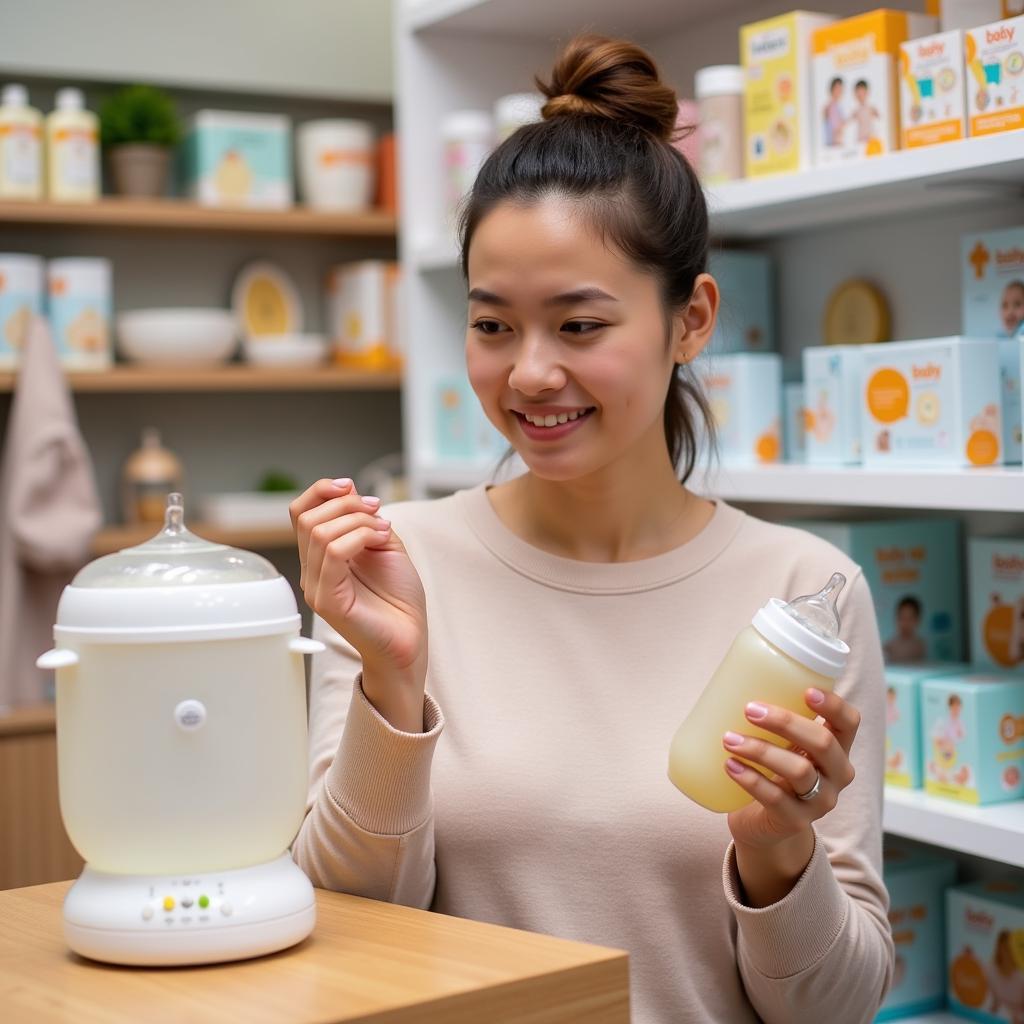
top-left (804, 687), bottom-right (862, 755)
top-left (310, 524), bottom-right (394, 617)
top-left (743, 700), bottom-right (853, 786)
top-left (723, 758), bottom-right (810, 825)
top-left (723, 731), bottom-right (824, 800)
top-left (289, 477), bottom-right (354, 529)
top-left (304, 512), bottom-right (390, 605)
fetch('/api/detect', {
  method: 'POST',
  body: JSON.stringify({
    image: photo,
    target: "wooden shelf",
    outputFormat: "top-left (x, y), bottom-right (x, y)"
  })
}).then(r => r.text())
top-left (0, 704), bottom-right (56, 738)
top-left (92, 523), bottom-right (295, 555)
top-left (884, 787), bottom-right (1024, 869)
top-left (0, 197), bottom-right (397, 238)
top-left (0, 365), bottom-right (402, 393)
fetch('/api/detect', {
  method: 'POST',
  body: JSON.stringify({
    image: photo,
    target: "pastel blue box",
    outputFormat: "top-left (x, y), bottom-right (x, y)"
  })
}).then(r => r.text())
top-left (885, 664), bottom-right (970, 789)
top-left (435, 374), bottom-right (505, 463)
top-left (708, 250), bottom-right (775, 354)
top-left (180, 110), bottom-right (292, 208)
top-left (803, 345), bottom-right (863, 464)
top-left (998, 338), bottom-right (1022, 464)
top-left (876, 841), bottom-right (957, 1022)
top-left (700, 352), bottom-right (783, 465)
top-left (797, 518), bottom-right (963, 663)
top-left (968, 537), bottom-right (1024, 672)
top-left (946, 880), bottom-right (1024, 1022)
top-left (922, 672), bottom-right (1024, 805)
top-left (783, 381), bottom-right (806, 462)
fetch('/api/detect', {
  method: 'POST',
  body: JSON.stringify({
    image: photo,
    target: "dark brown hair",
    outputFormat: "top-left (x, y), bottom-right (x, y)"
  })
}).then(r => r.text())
top-left (459, 34), bottom-right (716, 479)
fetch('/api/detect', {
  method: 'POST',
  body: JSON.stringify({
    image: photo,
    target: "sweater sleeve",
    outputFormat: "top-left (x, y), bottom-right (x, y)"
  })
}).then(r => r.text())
top-left (722, 569), bottom-right (895, 1024)
top-left (290, 613), bottom-right (444, 910)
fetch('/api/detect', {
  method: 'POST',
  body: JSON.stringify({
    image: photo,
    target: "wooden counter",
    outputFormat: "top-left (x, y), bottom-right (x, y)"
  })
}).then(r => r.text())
top-left (0, 881), bottom-right (630, 1023)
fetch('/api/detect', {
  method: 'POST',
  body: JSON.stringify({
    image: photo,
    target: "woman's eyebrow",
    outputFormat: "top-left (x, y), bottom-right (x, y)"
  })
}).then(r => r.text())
top-left (467, 286), bottom-right (618, 305)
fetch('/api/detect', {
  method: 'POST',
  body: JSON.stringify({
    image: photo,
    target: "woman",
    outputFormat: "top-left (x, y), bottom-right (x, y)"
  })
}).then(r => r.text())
top-left (290, 35), bottom-right (893, 1024)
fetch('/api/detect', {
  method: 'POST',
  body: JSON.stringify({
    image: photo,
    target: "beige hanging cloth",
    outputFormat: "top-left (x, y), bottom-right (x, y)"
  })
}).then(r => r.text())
top-left (0, 315), bottom-right (101, 710)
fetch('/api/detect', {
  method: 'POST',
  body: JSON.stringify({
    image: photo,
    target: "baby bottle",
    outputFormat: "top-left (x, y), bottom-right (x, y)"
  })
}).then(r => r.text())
top-left (668, 573), bottom-right (851, 813)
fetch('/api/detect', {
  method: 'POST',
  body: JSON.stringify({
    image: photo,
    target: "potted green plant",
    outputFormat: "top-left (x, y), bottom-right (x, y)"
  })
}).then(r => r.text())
top-left (99, 85), bottom-right (181, 198)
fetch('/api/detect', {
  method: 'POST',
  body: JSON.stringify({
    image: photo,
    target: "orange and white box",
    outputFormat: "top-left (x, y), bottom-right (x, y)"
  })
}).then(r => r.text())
top-left (325, 260), bottom-right (402, 371)
top-left (861, 336), bottom-right (1003, 468)
top-left (965, 14), bottom-right (1024, 137)
top-left (900, 30), bottom-right (968, 147)
top-left (699, 352), bottom-right (783, 465)
top-left (812, 9), bottom-right (937, 165)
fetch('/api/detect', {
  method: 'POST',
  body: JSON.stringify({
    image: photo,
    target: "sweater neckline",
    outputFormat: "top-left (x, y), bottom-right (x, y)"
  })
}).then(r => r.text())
top-left (455, 483), bottom-right (746, 595)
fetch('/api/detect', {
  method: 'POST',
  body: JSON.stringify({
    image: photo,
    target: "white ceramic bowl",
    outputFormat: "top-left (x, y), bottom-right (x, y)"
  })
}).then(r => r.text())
top-left (243, 333), bottom-right (327, 368)
top-left (117, 309), bottom-right (238, 365)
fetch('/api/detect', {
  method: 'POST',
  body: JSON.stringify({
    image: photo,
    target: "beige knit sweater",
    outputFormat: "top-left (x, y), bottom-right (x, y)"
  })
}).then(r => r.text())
top-left (292, 486), bottom-right (893, 1024)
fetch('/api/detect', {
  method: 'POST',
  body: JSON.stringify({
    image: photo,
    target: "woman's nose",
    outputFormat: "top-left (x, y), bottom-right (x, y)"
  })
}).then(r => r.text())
top-left (507, 333), bottom-right (566, 395)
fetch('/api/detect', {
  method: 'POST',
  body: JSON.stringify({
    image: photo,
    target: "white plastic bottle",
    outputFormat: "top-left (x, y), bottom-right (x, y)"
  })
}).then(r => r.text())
top-left (46, 88), bottom-right (100, 202)
top-left (668, 573), bottom-right (851, 813)
top-left (0, 84), bottom-right (43, 200)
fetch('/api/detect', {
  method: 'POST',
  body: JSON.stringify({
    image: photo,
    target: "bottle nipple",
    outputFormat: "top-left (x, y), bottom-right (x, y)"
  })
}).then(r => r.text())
top-left (782, 572), bottom-right (846, 640)
top-left (163, 491), bottom-right (186, 536)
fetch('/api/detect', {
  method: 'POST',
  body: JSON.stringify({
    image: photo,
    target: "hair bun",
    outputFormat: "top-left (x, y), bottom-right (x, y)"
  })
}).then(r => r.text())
top-left (537, 35), bottom-right (679, 143)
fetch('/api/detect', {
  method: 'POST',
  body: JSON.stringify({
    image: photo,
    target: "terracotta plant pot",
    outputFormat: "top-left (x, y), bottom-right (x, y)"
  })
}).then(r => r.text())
top-left (108, 144), bottom-right (171, 198)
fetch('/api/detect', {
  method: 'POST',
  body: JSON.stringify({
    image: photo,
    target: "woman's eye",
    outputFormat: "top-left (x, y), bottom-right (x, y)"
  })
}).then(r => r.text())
top-left (470, 319), bottom-right (507, 335)
top-left (562, 321), bottom-right (603, 335)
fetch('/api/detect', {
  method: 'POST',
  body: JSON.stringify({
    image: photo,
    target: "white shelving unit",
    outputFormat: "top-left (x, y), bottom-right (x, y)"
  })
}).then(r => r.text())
top-left (394, 0), bottom-right (1024, 886)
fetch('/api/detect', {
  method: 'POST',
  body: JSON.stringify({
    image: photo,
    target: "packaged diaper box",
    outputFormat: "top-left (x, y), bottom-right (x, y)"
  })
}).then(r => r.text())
top-left (0, 252), bottom-right (44, 368)
top-left (741, 11), bottom-right (836, 177)
top-left (947, 880), bottom-right (1024, 1023)
top-left (180, 110), bottom-right (292, 208)
top-left (885, 664), bottom-right (970, 788)
top-left (899, 29), bottom-right (968, 148)
top-left (861, 337), bottom-right (1002, 467)
top-left (966, 14), bottom-right (1024, 138)
top-left (962, 226), bottom-right (1024, 462)
top-left (969, 538), bottom-right (1024, 670)
top-left (802, 345), bottom-right (863, 464)
top-left (798, 518), bottom-right (963, 663)
top-left (812, 9), bottom-right (938, 165)
top-left (877, 841), bottom-right (958, 1021)
top-left (708, 250), bottom-right (775, 354)
top-left (699, 353), bottom-right (782, 464)
top-left (922, 672), bottom-right (1024, 804)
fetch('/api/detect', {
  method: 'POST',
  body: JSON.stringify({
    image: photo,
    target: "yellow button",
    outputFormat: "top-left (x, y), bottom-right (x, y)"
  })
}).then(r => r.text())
top-left (163, 896), bottom-right (175, 912)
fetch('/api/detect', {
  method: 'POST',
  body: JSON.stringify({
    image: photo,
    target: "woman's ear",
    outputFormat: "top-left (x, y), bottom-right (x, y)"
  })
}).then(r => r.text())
top-left (672, 273), bottom-right (719, 364)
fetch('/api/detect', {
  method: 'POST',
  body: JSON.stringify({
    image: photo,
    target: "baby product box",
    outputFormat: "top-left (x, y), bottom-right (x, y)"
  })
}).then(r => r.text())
top-left (0, 253), bottom-right (43, 368)
top-left (878, 841), bottom-right (958, 1021)
top-left (803, 345), bottom-right (863, 464)
top-left (180, 110), bottom-right (292, 208)
top-left (922, 672), bottom-right (1024, 804)
top-left (969, 538), bottom-right (1024, 670)
top-left (784, 381), bottom-right (807, 461)
top-left (47, 257), bottom-right (111, 370)
top-left (435, 373), bottom-right (506, 464)
top-left (886, 664), bottom-right (970, 788)
top-left (947, 879), bottom-right (1024, 1022)
top-left (798, 518), bottom-right (963, 664)
top-left (741, 11), bottom-right (837, 177)
top-left (966, 15), bottom-right (1024, 138)
top-left (325, 261), bottom-right (402, 371)
top-left (812, 9), bottom-right (938, 165)
top-left (699, 352), bottom-right (782, 464)
top-left (708, 250), bottom-right (776, 354)
top-left (899, 29), bottom-right (968, 148)
top-left (861, 337), bottom-right (1002, 468)
top-left (962, 226), bottom-right (1024, 461)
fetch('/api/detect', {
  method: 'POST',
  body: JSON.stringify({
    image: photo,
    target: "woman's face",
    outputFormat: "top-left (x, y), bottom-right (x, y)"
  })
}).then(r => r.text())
top-left (465, 197), bottom-right (692, 483)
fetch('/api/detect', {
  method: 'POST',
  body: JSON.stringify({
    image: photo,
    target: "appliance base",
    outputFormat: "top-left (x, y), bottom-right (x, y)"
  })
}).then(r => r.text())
top-left (63, 852), bottom-right (316, 966)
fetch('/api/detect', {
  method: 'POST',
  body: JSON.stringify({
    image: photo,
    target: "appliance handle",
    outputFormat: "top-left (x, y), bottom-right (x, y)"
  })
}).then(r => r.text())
top-left (289, 637), bottom-right (326, 655)
top-left (37, 648), bottom-right (79, 669)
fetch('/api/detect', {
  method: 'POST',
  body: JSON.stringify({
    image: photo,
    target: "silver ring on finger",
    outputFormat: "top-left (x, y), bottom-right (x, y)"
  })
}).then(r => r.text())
top-left (796, 769), bottom-right (822, 801)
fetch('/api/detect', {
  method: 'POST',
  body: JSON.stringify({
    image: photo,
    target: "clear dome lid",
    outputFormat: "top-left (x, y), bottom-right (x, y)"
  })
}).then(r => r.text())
top-left (73, 493), bottom-right (280, 589)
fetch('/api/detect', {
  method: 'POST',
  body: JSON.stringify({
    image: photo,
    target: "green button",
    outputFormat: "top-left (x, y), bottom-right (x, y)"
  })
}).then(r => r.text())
top-left (198, 895), bottom-right (210, 909)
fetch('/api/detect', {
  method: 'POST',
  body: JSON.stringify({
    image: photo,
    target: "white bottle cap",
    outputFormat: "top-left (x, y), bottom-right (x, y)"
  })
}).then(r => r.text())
top-left (694, 65), bottom-right (745, 99)
top-left (2, 84), bottom-right (29, 108)
top-left (56, 88), bottom-right (85, 112)
top-left (752, 598), bottom-right (850, 679)
top-left (441, 109), bottom-right (493, 143)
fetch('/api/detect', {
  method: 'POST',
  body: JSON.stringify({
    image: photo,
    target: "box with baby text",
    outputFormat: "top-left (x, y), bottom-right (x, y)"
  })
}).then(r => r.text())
top-left (922, 672), bottom-right (1024, 804)
top-left (899, 29), bottom-right (968, 148)
top-left (947, 879), bottom-right (1024, 1022)
top-left (861, 337), bottom-right (1002, 468)
top-left (878, 840), bottom-right (957, 1021)
top-left (969, 538), bottom-right (1024, 671)
top-left (966, 14), bottom-right (1024, 138)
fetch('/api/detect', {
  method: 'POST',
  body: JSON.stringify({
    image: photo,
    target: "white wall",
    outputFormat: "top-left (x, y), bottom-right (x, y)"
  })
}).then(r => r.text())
top-left (0, 0), bottom-right (393, 101)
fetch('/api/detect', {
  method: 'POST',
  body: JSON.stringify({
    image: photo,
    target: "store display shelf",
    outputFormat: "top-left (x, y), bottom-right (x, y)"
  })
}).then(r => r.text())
top-left (884, 787), bottom-right (1024, 869)
top-left (92, 523), bottom-right (294, 556)
top-left (709, 132), bottom-right (1024, 238)
top-left (0, 198), bottom-right (397, 238)
top-left (0, 365), bottom-right (402, 394)
top-left (692, 463), bottom-right (1024, 513)
top-left (403, 0), bottom-right (742, 36)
